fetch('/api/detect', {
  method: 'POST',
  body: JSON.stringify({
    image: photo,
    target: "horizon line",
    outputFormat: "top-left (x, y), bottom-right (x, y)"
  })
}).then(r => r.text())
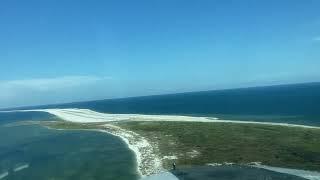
top-left (1, 81), bottom-right (319, 111)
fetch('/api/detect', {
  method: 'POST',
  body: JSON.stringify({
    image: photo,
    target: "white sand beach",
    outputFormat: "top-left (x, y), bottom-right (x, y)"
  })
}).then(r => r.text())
top-left (99, 124), bottom-right (162, 176)
top-left (208, 162), bottom-right (320, 180)
top-left (2, 108), bottom-right (320, 179)
top-left (2, 108), bottom-right (320, 130)
top-left (140, 171), bottom-right (179, 180)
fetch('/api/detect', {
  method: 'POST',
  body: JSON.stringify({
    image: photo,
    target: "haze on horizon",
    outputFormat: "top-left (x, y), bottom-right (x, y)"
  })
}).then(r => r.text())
top-left (1, 0), bottom-right (320, 108)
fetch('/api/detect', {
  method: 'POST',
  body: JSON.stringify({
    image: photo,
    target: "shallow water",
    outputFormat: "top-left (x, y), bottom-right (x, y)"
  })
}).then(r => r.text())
top-left (171, 165), bottom-right (306, 180)
top-left (0, 112), bottom-right (139, 180)
top-left (1, 88), bottom-right (320, 180)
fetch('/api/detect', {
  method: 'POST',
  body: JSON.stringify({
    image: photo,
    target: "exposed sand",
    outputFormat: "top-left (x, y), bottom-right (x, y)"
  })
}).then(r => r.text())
top-left (140, 171), bottom-right (179, 180)
top-left (162, 156), bottom-right (178, 160)
top-left (43, 124), bottom-right (162, 177)
top-left (99, 124), bottom-right (162, 176)
top-left (2, 108), bottom-right (319, 129)
top-left (2, 108), bottom-right (320, 179)
top-left (1, 108), bottom-right (213, 123)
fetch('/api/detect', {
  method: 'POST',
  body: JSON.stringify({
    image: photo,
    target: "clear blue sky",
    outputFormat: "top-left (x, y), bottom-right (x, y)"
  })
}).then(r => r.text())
top-left (0, 0), bottom-right (320, 108)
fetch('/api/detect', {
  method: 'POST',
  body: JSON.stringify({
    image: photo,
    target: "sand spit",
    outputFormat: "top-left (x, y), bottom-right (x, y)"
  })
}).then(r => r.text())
top-left (2, 108), bottom-right (320, 179)
top-left (2, 108), bottom-right (320, 130)
top-left (99, 124), bottom-right (162, 176)
top-left (1, 108), bottom-right (212, 123)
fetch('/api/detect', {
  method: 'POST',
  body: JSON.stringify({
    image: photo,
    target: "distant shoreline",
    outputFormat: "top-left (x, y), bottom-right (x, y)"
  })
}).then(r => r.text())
top-left (1, 108), bottom-right (320, 129)
top-left (3, 108), bottom-right (320, 179)
top-left (1, 81), bottom-right (319, 113)
top-left (44, 121), bottom-right (320, 180)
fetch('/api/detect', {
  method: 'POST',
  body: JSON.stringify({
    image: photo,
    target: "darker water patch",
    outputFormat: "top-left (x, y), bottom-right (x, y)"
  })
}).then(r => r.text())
top-left (171, 165), bottom-right (306, 180)
top-left (9, 82), bottom-right (320, 126)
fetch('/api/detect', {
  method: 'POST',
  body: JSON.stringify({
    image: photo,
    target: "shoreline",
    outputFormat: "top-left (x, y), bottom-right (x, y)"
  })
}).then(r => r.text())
top-left (2, 108), bottom-right (320, 179)
top-left (40, 122), bottom-right (163, 177)
top-left (207, 162), bottom-right (320, 180)
top-left (1, 108), bottom-right (319, 129)
top-left (41, 121), bottom-right (320, 180)
top-left (42, 122), bottom-right (163, 178)
top-left (99, 124), bottom-right (163, 176)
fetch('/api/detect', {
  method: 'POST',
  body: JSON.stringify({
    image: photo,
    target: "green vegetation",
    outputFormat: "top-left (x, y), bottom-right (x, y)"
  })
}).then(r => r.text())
top-left (43, 121), bottom-right (105, 130)
top-left (118, 121), bottom-right (320, 171)
top-left (44, 121), bottom-right (320, 171)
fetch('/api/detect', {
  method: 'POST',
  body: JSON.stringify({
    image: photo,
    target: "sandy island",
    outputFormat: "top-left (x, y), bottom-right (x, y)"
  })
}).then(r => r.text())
top-left (2, 108), bottom-right (320, 180)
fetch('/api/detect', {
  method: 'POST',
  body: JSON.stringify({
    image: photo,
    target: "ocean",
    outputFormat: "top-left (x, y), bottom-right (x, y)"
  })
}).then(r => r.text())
top-left (0, 112), bottom-right (138, 180)
top-left (10, 82), bottom-right (320, 125)
top-left (0, 82), bottom-right (320, 179)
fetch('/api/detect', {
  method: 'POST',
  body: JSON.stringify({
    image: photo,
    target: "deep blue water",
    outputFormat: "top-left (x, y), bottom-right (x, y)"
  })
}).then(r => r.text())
top-left (0, 112), bottom-right (56, 124)
top-left (1, 83), bottom-right (320, 180)
top-left (8, 82), bottom-right (320, 125)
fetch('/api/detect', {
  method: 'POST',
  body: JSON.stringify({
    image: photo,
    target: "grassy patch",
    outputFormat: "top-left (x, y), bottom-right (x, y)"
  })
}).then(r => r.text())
top-left (117, 121), bottom-right (320, 171)
top-left (44, 121), bottom-right (320, 171)
top-left (43, 121), bottom-right (106, 130)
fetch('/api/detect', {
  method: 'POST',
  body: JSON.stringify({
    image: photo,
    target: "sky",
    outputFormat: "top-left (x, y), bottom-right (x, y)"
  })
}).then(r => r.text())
top-left (0, 0), bottom-right (320, 108)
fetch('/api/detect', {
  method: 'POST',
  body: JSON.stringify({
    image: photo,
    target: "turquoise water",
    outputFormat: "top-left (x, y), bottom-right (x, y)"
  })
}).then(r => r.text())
top-left (11, 82), bottom-right (320, 125)
top-left (0, 113), bottom-right (139, 180)
top-left (1, 83), bottom-right (320, 179)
